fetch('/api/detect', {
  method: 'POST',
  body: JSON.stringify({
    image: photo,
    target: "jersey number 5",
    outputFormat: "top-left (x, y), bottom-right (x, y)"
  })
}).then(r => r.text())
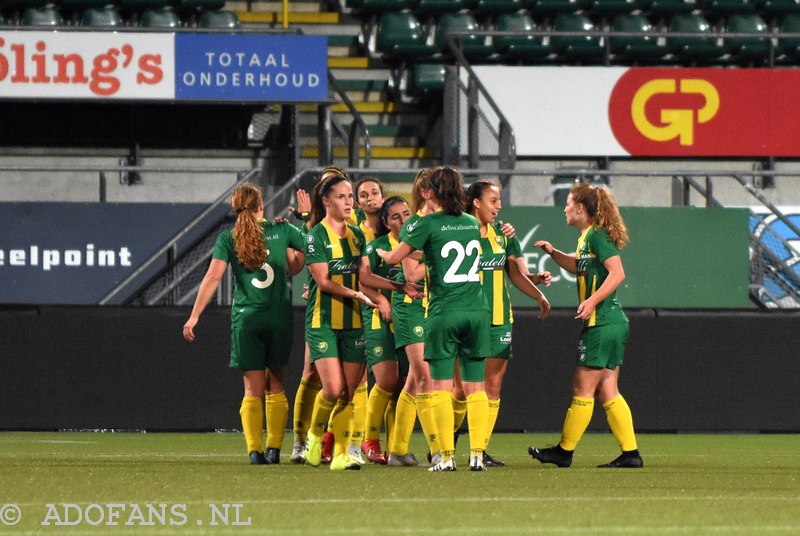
top-left (441, 240), bottom-right (480, 284)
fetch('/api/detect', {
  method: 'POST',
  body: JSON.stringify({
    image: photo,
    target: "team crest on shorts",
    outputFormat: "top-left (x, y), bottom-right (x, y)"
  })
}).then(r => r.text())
top-left (373, 346), bottom-right (383, 357)
top-left (414, 326), bottom-right (424, 337)
top-left (318, 341), bottom-right (328, 353)
top-left (577, 339), bottom-right (587, 362)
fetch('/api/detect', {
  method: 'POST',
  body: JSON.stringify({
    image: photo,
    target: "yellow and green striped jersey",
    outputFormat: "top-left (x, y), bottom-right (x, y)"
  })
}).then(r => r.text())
top-left (575, 226), bottom-right (628, 328)
top-left (479, 222), bottom-right (522, 326)
top-left (304, 220), bottom-right (366, 330)
top-left (359, 219), bottom-right (377, 243)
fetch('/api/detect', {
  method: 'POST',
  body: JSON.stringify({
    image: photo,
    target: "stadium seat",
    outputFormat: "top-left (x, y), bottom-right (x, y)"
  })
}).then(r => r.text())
top-left (639, 0), bottom-right (697, 19)
top-left (411, 62), bottom-right (447, 99)
top-left (494, 12), bottom-right (552, 62)
top-left (725, 13), bottom-right (771, 65)
top-left (435, 11), bottom-right (495, 62)
top-left (410, 0), bottom-right (466, 17)
top-left (198, 9), bottom-right (239, 28)
top-left (140, 8), bottom-right (181, 27)
top-left (551, 12), bottom-right (606, 63)
top-left (610, 13), bottom-right (668, 63)
top-left (21, 6), bottom-right (64, 26)
top-left (700, 0), bottom-right (757, 19)
top-left (472, 0), bottom-right (525, 16)
top-left (589, 0), bottom-right (641, 16)
top-left (667, 12), bottom-right (725, 64)
top-left (757, 0), bottom-right (800, 17)
top-left (778, 13), bottom-right (800, 59)
top-left (376, 11), bottom-right (437, 61)
top-left (528, 0), bottom-right (589, 18)
top-left (80, 6), bottom-right (124, 26)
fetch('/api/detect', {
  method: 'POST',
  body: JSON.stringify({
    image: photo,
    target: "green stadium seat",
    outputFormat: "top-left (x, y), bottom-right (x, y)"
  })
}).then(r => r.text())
top-left (21, 6), bottom-right (64, 26)
top-left (551, 12), bottom-right (606, 63)
top-left (610, 13), bottom-right (668, 63)
top-left (494, 12), bottom-right (552, 62)
top-left (376, 11), bottom-right (437, 61)
top-left (410, 0), bottom-right (466, 17)
top-left (140, 7), bottom-right (181, 27)
top-left (778, 13), bottom-right (800, 59)
top-left (725, 13), bottom-right (770, 65)
top-left (589, 0), bottom-right (641, 16)
top-left (700, 0), bottom-right (757, 18)
top-left (757, 0), bottom-right (800, 17)
top-left (80, 6), bottom-right (123, 26)
top-left (198, 9), bottom-right (239, 28)
top-left (639, 0), bottom-right (697, 19)
top-left (473, 0), bottom-right (525, 15)
top-left (668, 13), bottom-right (725, 64)
top-left (411, 62), bottom-right (447, 99)
top-left (528, 0), bottom-right (589, 18)
top-left (435, 11), bottom-right (495, 62)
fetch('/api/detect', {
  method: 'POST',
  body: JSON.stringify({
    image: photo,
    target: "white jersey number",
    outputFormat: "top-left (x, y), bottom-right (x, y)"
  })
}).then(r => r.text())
top-left (441, 240), bottom-right (480, 284)
top-left (251, 261), bottom-right (276, 289)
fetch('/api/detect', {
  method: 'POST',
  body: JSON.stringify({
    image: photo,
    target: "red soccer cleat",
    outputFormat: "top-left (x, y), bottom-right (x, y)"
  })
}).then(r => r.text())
top-left (321, 431), bottom-right (334, 464)
top-left (361, 439), bottom-right (388, 464)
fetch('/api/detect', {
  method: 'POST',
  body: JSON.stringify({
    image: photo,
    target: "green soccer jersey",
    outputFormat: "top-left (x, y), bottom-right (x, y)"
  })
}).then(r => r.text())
top-left (480, 222), bottom-right (522, 326)
top-left (575, 226), bottom-right (628, 328)
top-left (212, 220), bottom-right (305, 315)
top-left (404, 211), bottom-right (488, 317)
top-left (363, 233), bottom-right (403, 330)
top-left (305, 220), bottom-right (367, 330)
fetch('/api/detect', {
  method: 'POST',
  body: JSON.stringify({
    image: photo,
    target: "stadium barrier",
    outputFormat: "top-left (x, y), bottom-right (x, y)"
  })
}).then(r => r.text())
top-left (1, 306), bottom-right (797, 433)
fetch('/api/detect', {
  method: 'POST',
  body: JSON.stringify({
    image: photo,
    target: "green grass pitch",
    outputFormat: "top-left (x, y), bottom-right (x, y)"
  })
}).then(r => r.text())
top-left (0, 431), bottom-right (798, 535)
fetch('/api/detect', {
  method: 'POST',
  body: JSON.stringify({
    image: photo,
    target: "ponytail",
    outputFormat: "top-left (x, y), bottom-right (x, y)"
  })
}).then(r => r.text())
top-left (230, 184), bottom-right (267, 271)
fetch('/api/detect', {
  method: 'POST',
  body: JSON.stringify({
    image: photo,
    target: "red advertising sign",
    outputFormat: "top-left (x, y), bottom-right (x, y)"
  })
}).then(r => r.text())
top-left (608, 68), bottom-right (800, 156)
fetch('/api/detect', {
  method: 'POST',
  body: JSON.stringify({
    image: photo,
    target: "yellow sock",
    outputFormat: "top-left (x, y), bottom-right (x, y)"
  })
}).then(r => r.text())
top-left (452, 394), bottom-right (467, 433)
top-left (431, 391), bottom-right (455, 460)
top-left (293, 379), bottom-right (321, 443)
top-left (365, 385), bottom-right (393, 441)
top-left (309, 392), bottom-right (336, 438)
top-left (560, 396), bottom-right (595, 451)
top-left (603, 395), bottom-right (638, 451)
top-left (384, 392), bottom-right (398, 449)
top-left (485, 398), bottom-right (500, 450)
top-left (415, 393), bottom-right (440, 456)
top-left (351, 383), bottom-right (368, 448)
top-left (466, 391), bottom-right (489, 456)
top-left (332, 401), bottom-right (354, 458)
top-left (389, 390), bottom-right (416, 455)
top-left (239, 395), bottom-right (263, 454)
top-left (327, 396), bottom-right (347, 437)
top-left (265, 391), bottom-right (288, 450)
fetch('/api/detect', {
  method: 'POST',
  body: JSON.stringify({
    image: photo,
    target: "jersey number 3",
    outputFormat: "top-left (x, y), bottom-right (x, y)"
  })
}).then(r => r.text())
top-left (441, 240), bottom-right (480, 284)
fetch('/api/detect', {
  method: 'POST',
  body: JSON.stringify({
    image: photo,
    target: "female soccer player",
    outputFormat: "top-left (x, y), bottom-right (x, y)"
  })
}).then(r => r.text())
top-left (378, 167), bottom-right (491, 472)
top-left (528, 183), bottom-right (643, 469)
top-left (183, 183), bottom-right (305, 465)
top-left (464, 179), bottom-right (552, 467)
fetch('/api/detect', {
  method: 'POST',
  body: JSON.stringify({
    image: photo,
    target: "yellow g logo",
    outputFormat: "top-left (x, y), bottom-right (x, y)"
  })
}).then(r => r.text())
top-left (631, 79), bottom-right (719, 146)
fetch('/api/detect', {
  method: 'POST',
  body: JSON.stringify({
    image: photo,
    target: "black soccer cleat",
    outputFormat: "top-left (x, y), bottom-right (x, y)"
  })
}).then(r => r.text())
top-left (249, 451), bottom-right (267, 465)
top-left (528, 445), bottom-right (573, 468)
top-left (483, 451), bottom-right (506, 468)
top-left (598, 450), bottom-right (644, 468)
top-left (264, 447), bottom-right (280, 465)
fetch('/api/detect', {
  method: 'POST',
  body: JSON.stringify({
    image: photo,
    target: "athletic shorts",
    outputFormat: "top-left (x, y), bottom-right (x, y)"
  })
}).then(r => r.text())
top-left (230, 307), bottom-right (292, 372)
top-left (577, 322), bottom-right (629, 369)
top-left (306, 325), bottom-right (366, 364)
top-left (488, 323), bottom-right (513, 359)
top-left (392, 300), bottom-right (426, 348)
top-left (425, 309), bottom-right (490, 382)
top-left (364, 322), bottom-right (400, 369)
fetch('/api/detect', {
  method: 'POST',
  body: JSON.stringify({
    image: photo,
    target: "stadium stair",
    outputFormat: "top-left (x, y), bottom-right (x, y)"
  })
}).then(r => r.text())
top-left (234, 0), bottom-right (439, 176)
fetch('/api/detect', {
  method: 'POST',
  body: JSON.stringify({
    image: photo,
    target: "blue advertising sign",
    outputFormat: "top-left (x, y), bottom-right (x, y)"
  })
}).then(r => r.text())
top-left (0, 203), bottom-right (229, 304)
top-left (174, 34), bottom-right (328, 102)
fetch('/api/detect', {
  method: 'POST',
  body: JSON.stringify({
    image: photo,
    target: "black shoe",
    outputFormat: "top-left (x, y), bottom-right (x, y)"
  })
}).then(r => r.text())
top-left (483, 451), bottom-right (506, 468)
top-left (598, 450), bottom-right (644, 468)
top-left (264, 447), bottom-right (280, 465)
top-left (249, 451), bottom-right (267, 465)
top-left (528, 445), bottom-right (573, 468)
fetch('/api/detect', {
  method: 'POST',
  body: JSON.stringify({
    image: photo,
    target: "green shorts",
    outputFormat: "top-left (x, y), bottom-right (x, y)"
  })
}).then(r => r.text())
top-left (306, 325), bottom-right (366, 364)
top-left (392, 299), bottom-right (426, 348)
top-left (364, 321), bottom-right (400, 369)
top-left (577, 322), bottom-right (629, 369)
top-left (488, 323), bottom-right (513, 359)
top-left (230, 307), bottom-right (292, 372)
top-left (425, 309), bottom-right (490, 382)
